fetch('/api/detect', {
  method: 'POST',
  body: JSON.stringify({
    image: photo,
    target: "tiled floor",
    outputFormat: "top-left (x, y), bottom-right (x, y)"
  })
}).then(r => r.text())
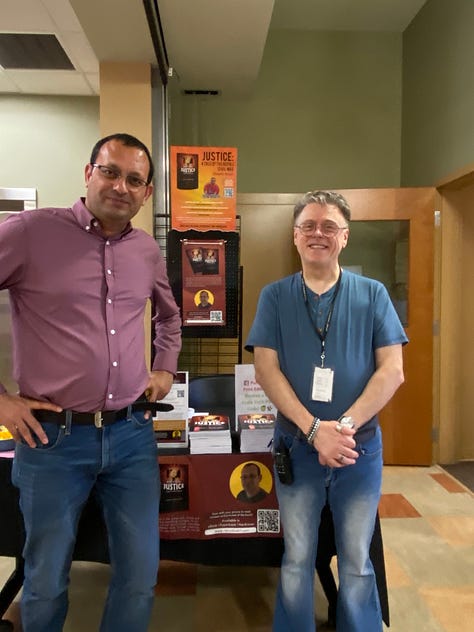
top-left (1, 465), bottom-right (473, 631)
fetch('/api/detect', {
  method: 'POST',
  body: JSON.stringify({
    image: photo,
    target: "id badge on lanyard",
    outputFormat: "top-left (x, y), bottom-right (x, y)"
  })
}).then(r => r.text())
top-left (311, 365), bottom-right (334, 402)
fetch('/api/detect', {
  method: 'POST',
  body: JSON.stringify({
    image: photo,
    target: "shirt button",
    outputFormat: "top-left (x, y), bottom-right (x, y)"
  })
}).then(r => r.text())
top-left (85, 225), bottom-right (90, 231)
top-left (106, 241), bottom-right (110, 246)
top-left (108, 394), bottom-right (113, 399)
top-left (112, 361), bottom-right (118, 367)
top-left (107, 299), bottom-right (112, 304)
top-left (107, 269), bottom-right (112, 275)
top-left (110, 329), bottom-right (116, 335)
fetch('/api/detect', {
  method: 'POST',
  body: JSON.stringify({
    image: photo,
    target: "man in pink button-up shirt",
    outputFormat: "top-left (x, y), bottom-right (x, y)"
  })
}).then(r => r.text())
top-left (0, 133), bottom-right (181, 632)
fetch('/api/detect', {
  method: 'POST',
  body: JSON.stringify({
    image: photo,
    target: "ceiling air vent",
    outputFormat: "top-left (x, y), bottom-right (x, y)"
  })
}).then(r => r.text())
top-left (184, 90), bottom-right (220, 96)
top-left (0, 33), bottom-right (74, 70)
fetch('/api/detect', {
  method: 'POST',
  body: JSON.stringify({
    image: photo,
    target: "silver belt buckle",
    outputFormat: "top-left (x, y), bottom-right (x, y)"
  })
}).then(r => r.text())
top-left (94, 411), bottom-right (103, 428)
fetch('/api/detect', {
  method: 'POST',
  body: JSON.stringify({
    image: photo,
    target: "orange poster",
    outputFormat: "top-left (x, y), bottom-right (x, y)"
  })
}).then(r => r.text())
top-left (170, 146), bottom-right (237, 231)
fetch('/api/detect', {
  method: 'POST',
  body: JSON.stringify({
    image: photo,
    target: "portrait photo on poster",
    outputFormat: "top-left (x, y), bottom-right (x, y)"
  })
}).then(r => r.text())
top-left (229, 460), bottom-right (273, 504)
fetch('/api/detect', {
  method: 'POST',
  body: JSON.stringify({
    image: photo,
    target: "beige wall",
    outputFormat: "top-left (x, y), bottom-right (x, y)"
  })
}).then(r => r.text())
top-left (0, 95), bottom-right (99, 207)
top-left (239, 194), bottom-right (299, 364)
top-left (99, 61), bottom-right (155, 366)
top-left (402, 0), bottom-right (474, 185)
top-left (170, 30), bottom-right (403, 192)
top-left (99, 62), bottom-right (154, 236)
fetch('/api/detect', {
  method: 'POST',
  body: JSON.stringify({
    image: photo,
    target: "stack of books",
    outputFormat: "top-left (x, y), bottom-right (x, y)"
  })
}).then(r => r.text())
top-left (238, 414), bottom-right (275, 453)
top-left (188, 414), bottom-right (232, 454)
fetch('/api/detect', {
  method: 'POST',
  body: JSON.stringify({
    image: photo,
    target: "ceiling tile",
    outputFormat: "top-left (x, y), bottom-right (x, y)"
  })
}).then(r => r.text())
top-left (59, 31), bottom-right (99, 73)
top-left (85, 72), bottom-right (99, 94)
top-left (6, 69), bottom-right (94, 95)
top-left (42, 0), bottom-right (83, 32)
top-left (0, 70), bottom-right (21, 92)
top-left (0, 0), bottom-right (56, 32)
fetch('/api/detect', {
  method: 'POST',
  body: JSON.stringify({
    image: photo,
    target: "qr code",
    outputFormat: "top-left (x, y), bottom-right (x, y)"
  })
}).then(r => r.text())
top-left (257, 509), bottom-right (280, 534)
top-left (223, 187), bottom-right (234, 198)
top-left (210, 310), bottom-right (223, 322)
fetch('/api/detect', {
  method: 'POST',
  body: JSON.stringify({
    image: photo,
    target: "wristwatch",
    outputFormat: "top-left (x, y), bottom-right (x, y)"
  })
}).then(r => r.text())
top-left (338, 416), bottom-right (355, 429)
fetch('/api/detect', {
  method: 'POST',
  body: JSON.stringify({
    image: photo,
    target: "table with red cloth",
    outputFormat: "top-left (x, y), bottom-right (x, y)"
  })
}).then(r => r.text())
top-left (0, 453), bottom-right (389, 626)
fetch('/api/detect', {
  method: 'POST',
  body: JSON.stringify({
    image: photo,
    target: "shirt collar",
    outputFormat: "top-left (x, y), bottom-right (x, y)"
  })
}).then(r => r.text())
top-left (71, 198), bottom-right (133, 239)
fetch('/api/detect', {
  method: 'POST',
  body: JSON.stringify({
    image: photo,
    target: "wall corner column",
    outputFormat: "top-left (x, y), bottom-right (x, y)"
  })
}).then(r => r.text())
top-left (99, 61), bottom-right (154, 365)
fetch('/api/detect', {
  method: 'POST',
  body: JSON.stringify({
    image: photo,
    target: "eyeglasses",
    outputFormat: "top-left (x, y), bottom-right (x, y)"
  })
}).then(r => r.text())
top-left (91, 164), bottom-right (148, 190)
top-left (294, 220), bottom-right (348, 237)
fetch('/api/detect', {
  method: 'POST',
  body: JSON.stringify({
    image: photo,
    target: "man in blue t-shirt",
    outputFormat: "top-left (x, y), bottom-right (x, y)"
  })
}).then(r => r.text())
top-left (246, 190), bottom-right (408, 632)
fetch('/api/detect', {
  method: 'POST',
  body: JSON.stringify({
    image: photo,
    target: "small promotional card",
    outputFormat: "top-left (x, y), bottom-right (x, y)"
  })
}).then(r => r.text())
top-left (154, 371), bottom-right (189, 448)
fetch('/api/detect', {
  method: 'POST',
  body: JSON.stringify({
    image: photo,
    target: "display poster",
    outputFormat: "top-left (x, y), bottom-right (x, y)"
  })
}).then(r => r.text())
top-left (170, 145), bottom-right (237, 231)
top-left (181, 238), bottom-right (226, 326)
top-left (158, 453), bottom-right (280, 540)
top-left (234, 364), bottom-right (277, 431)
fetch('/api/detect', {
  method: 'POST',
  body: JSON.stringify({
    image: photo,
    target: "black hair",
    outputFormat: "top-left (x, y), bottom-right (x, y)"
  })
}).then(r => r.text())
top-left (89, 133), bottom-right (154, 184)
top-left (242, 462), bottom-right (262, 476)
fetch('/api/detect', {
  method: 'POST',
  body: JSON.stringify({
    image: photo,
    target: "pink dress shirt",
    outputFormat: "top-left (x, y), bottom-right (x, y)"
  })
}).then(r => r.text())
top-left (0, 198), bottom-right (181, 412)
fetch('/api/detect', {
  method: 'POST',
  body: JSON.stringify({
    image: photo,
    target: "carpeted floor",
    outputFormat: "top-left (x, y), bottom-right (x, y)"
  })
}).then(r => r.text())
top-left (441, 461), bottom-right (474, 492)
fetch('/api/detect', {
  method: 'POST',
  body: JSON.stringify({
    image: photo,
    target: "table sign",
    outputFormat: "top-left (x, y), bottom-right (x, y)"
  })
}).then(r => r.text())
top-left (234, 364), bottom-right (277, 431)
top-left (159, 453), bottom-right (280, 540)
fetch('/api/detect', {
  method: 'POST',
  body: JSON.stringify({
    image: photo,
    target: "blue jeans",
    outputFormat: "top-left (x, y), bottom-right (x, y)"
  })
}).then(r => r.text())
top-left (273, 424), bottom-right (383, 632)
top-left (12, 411), bottom-right (160, 632)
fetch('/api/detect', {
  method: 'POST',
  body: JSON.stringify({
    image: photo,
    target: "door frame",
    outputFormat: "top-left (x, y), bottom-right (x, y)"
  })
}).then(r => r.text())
top-left (436, 166), bottom-right (474, 463)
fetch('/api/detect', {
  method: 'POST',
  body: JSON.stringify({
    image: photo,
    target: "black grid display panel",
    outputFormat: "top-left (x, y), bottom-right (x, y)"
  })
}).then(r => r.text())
top-left (154, 214), bottom-right (242, 377)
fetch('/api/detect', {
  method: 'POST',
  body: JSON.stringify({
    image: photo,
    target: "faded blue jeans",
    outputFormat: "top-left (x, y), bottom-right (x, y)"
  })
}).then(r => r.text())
top-left (12, 410), bottom-right (160, 632)
top-left (273, 424), bottom-right (383, 632)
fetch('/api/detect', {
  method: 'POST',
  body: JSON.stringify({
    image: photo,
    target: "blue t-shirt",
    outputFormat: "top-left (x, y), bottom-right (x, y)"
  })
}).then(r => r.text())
top-left (245, 270), bottom-right (408, 429)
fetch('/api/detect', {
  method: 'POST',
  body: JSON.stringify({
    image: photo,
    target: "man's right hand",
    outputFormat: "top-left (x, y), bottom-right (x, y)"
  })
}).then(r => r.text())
top-left (313, 420), bottom-right (359, 468)
top-left (0, 393), bottom-right (62, 448)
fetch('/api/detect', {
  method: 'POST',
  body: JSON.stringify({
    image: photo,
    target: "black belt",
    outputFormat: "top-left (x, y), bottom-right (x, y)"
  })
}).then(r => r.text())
top-left (34, 398), bottom-right (174, 428)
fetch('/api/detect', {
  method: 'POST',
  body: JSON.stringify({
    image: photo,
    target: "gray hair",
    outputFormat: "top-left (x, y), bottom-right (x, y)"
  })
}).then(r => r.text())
top-left (293, 190), bottom-right (351, 224)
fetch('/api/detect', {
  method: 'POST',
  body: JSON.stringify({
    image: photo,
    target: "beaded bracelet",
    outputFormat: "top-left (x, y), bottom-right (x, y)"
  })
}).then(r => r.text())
top-left (306, 416), bottom-right (321, 444)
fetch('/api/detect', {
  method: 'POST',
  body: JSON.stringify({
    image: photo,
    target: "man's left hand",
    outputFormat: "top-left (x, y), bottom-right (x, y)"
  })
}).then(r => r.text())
top-left (144, 370), bottom-right (174, 404)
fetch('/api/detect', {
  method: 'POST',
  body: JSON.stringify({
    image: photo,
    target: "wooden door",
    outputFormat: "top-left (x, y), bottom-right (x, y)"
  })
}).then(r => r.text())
top-left (239, 188), bottom-right (435, 465)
